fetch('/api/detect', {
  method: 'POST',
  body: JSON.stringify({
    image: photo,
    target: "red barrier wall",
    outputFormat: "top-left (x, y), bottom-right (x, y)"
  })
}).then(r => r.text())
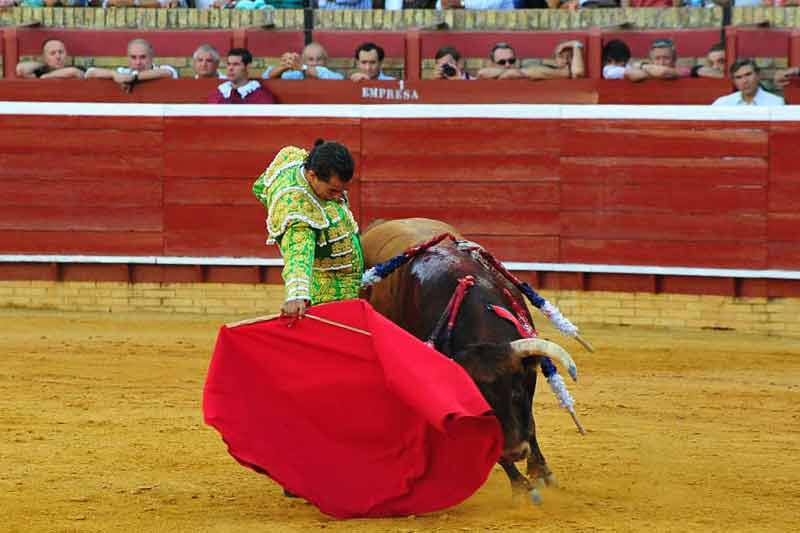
top-left (1, 109), bottom-right (799, 296)
top-left (0, 78), bottom-right (738, 105)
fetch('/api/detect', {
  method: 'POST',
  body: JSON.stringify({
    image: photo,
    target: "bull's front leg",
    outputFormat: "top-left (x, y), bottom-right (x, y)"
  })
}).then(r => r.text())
top-left (524, 370), bottom-right (557, 488)
top-left (499, 459), bottom-right (542, 505)
top-left (526, 436), bottom-right (557, 488)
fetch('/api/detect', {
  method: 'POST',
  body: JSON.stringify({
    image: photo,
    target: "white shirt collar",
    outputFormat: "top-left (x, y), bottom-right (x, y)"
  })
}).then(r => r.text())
top-left (217, 80), bottom-right (261, 99)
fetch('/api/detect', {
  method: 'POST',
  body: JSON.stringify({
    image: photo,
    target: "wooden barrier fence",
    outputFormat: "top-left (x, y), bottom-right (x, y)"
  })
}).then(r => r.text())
top-left (1, 103), bottom-right (799, 298)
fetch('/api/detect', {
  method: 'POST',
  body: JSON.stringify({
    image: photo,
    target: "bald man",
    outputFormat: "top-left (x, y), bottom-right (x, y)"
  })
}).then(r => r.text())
top-left (262, 42), bottom-right (344, 80)
top-left (85, 38), bottom-right (178, 92)
top-left (16, 39), bottom-right (84, 79)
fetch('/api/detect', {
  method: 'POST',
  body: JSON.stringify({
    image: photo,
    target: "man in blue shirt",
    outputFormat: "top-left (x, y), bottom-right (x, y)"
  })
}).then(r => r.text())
top-left (350, 42), bottom-right (396, 83)
top-left (263, 42), bottom-right (344, 81)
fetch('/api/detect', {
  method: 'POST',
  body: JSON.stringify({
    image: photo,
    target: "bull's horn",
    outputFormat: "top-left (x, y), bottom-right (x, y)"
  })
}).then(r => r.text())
top-left (509, 338), bottom-right (578, 382)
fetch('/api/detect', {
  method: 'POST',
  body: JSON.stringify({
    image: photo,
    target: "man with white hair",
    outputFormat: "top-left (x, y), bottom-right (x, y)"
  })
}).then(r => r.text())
top-left (85, 38), bottom-right (178, 92)
top-left (192, 44), bottom-right (225, 79)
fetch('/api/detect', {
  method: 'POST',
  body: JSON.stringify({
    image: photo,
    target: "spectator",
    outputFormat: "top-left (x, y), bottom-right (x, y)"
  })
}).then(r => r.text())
top-left (712, 59), bottom-right (784, 106)
top-left (478, 43), bottom-right (525, 80)
top-left (602, 39), bottom-right (683, 82)
top-left (478, 41), bottom-right (585, 81)
top-left (437, 0), bottom-right (514, 7)
top-left (350, 42), bottom-right (395, 83)
top-left (192, 44), bottom-right (224, 80)
top-left (209, 48), bottom-right (275, 104)
top-left (773, 66), bottom-right (800, 89)
top-left (602, 39), bottom-right (635, 80)
top-left (85, 38), bottom-right (178, 93)
top-left (263, 42), bottom-right (344, 80)
top-left (523, 40), bottom-right (586, 80)
top-left (433, 47), bottom-right (472, 80)
top-left (691, 43), bottom-right (726, 79)
top-left (15, 39), bottom-right (84, 80)
top-left (643, 38), bottom-right (689, 78)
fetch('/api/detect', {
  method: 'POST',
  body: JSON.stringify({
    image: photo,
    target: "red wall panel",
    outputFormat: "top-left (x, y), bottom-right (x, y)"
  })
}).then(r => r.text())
top-left (560, 212), bottom-right (765, 242)
top-left (0, 153), bottom-right (163, 180)
top-left (0, 113), bottom-right (798, 293)
top-left (561, 238), bottom-right (767, 269)
top-left (561, 121), bottom-right (768, 159)
top-left (0, 230), bottom-right (163, 255)
top-left (560, 156), bottom-right (767, 186)
top-left (360, 181), bottom-right (559, 237)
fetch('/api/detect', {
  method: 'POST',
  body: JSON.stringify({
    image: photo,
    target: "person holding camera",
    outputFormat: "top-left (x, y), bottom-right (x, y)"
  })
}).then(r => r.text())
top-left (433, 47), bottom-right (473, 80)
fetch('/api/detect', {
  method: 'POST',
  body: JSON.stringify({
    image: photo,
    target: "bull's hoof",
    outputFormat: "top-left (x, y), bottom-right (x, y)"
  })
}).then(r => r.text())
top-left (529, 488), bottom-right (543, 505)
top-left (544, 472), bottom-right (558, 487)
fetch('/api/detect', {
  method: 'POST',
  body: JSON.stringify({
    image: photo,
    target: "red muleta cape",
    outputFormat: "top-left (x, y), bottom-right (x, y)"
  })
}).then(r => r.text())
top-left (203, 299), bottom-right (503, 519)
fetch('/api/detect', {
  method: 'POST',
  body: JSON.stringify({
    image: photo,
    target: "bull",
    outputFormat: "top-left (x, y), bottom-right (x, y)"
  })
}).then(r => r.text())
top-left (361, 218), bottom-right (583, 503)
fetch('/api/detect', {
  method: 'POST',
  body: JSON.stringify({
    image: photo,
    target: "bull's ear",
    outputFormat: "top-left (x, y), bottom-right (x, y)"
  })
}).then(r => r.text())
top-left (452, 342), bottom-right (514, 383)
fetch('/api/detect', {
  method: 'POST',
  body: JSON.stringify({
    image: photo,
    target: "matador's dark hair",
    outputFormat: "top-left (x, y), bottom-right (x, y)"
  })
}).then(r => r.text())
top-left (304, 139), bottom-right (355, 183)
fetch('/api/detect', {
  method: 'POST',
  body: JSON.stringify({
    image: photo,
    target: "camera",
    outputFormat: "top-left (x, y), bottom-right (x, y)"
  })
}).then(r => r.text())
top-left (441, 63), bottom-right (457, 78)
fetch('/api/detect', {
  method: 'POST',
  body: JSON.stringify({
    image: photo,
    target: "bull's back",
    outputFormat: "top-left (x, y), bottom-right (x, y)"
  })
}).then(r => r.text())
top-left (361, 218), bottom-right (463, 330)
top-left (361, 218), bottom-right (463, 267)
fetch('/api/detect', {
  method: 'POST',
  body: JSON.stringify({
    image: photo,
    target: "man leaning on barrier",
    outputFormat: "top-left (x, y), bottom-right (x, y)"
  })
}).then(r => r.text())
top-left (15, 39), bottom-right (84, 80)
top-left (263, 42), bottom-right (344, 81)
top-left (85, 38), bottom-right (178, 93)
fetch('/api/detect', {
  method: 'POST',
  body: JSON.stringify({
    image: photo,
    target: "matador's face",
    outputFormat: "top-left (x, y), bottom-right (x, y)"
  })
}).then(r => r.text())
top-left (309, 172), bottom-right (347, 202)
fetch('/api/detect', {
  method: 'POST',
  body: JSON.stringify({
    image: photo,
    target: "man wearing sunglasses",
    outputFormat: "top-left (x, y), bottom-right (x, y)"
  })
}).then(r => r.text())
top-left (478, 41), bottom-right (586, 81)
top-left (478, 43), bottom-right (525, 80)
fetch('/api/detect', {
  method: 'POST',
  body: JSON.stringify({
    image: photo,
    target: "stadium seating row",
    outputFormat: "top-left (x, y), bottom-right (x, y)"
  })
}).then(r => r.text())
top-left (2, 25), bottom-right (800, 81)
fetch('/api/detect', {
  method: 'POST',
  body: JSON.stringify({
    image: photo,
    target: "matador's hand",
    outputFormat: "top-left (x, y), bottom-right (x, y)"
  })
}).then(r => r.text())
top-left (281, 299), bottom-right (308, 319)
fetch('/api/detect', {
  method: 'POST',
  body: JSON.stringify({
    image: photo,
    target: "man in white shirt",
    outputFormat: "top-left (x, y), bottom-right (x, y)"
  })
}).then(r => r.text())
top-left (712, 59), bottom-right (784, 107)
top-left (86, 38), bottom-right (178, 93)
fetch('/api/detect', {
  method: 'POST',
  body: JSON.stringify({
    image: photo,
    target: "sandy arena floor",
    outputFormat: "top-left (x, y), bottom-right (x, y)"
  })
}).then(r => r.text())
top-left (1, 305), bottom-right (798, 533)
